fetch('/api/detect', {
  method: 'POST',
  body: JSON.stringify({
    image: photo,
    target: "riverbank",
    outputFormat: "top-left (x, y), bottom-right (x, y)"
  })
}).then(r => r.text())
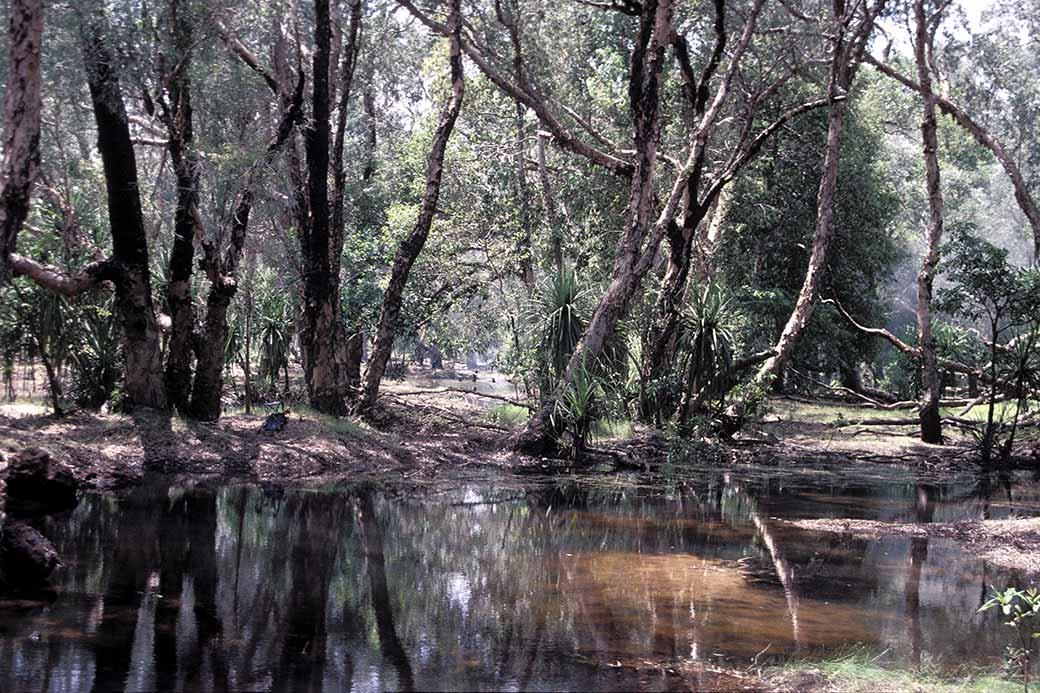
top-left (3, 392), bottom-right (1023, 492)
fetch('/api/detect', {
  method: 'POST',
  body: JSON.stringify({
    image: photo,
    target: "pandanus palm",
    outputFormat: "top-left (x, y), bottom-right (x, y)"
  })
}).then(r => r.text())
top-left (676, 283), bottom-right (736, 422)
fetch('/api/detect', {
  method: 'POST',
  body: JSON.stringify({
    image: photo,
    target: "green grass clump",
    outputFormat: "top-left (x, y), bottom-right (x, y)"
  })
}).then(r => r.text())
top-left (767, 647), bottom-right (1019, 693)
top-left (293, 405), bottom-right (372, 437)
top-left (486, 403), bottom-right (530, 428)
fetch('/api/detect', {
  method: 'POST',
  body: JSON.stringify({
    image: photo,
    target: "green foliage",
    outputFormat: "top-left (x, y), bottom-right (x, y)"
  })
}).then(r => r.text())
top-left (980, 586), bottom-right (1040, 689)
top-left (937, 230), bottom-right (1040, 326)
top-left (677, 283), bottom-right (736, 407)
top-left (936, 230), bottom-right (1040, 463)
top-left (718, 89), bottom-right (902, 376)
top-left (485, 403), bottom-right (530, 428)
top-left (531, 268), bottom-right (587, 391)
top-left (551, 361), bottom-right (602, 458)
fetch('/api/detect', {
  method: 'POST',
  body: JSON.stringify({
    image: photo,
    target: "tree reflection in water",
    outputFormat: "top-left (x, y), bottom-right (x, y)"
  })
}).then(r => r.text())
top-left (0, 470), bottom-right (1036, 691)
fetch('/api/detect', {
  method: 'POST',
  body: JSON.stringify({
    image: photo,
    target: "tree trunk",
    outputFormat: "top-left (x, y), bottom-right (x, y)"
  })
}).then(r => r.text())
top-left (0, 0), bottom-right (43, 284)
top-left (187, 20), bottom-right (304, 421)
top-left (912, 0), bottom-right (944, 444)
top-left (163, 0), bottom-right (201, 413)
top-left (358, 0), bottom-right (465, 414)
top-left (299, 0), bottom-right (349, 415)
top-left (189, 285), bottom-right (235, 421)
top-left (77, 1), bottom-right (167, 410)
top-left (243, 253), bottom-right (255, 414)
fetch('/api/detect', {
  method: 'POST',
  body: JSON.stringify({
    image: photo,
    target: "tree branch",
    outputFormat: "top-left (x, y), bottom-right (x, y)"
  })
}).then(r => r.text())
top-left (9, 253), bottom-right (116, 296)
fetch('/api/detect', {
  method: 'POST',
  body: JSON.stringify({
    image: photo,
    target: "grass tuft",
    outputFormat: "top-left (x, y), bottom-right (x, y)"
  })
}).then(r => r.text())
top-left (485, 403), bottom-right (530, 428)
top-left (765, 646), bottom-right (1020, 693)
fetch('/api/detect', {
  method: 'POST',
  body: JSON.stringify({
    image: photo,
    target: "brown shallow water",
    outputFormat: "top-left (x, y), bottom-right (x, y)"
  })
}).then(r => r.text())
top-left (1, 465), bottom-right (1039, 691)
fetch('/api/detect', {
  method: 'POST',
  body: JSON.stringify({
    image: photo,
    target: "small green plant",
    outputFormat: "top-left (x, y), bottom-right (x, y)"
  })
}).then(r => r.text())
top-left (551, 362), bottom-right (602, 458)
top-left (980, 585), bottom-right (1040, 690)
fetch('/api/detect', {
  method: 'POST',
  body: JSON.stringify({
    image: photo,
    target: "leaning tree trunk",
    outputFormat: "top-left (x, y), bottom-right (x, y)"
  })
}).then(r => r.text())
top-left (754, 102), bottom-right (850, 386)
top-left (357, 0), bottom-right (465, 414)
top-left (754, 0), bottom-right (888, 389)
top-left (77, 1), bottom-right (167, 410)
top-left (912, 0), bottom-right (944, 444)
top-left (0, 0), bottom-right (44, 284)
top-left (513, 0), bottom-right (676, 455)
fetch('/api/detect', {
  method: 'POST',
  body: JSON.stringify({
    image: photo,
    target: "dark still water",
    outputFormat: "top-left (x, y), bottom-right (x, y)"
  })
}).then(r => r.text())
top-left (1, 467), bottom-right (1039, 692)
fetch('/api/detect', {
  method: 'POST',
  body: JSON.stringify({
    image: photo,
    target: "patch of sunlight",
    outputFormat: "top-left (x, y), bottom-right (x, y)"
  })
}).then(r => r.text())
top-left (0, 401), bottom-right (52, 417)
top-left (292, 405), bottom-right (372, 437)
top-left (592, 418), bottom-right (634, 440)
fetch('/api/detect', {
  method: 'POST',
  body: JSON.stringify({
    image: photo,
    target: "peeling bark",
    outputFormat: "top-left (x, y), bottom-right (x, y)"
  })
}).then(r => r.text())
top-left (162, 0), bottom-right (202, 413)
top-left (514, 0), bottom-right (677, 455)
top-left (299, 0), bottom-right (350, 416)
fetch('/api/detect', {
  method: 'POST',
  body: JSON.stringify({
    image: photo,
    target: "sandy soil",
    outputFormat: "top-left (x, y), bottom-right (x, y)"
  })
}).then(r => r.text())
top-left (782, 515), bottom-right (1040, 573)
top-left (0, 405), bottom-right (516, 492)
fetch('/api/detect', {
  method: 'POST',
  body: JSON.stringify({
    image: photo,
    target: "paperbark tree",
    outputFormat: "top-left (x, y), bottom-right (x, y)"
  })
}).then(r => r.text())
top-left (216, 3), bottom-right (362, 417)
top-left (912, 0), bottom-right (945, 444)
top-left (358, 0), bottom-right (466, 414)
top-left (637, 0), bottom-right (833, 416)
top-left (160, 0), bottom-right (202, 413)
top-left (6, 0), bottom-right (169, 410)
top-left (754, 0), bottom-right (888, 389)
top-left (76, 1), bottom-right (169, 409)
top-left (293, 0), bottom-right (367, 416)
top-left (188, 75), bottom-right (306, 420)
top-left (511, 0), bottom-right (678, 454)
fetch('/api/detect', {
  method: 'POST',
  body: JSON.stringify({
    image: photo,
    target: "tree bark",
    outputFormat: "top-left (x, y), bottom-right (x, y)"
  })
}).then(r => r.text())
top-left (754, 0), bottom-right (886, 388)
top-left (0, 0), bottom-right (43, 285)
top-left (77, 1), bottom-right (168, 410)
top-left (638, 0), bottom-right (823, 420)
top-left (912, 0), bottom-right (944, 444)
top-left (299, 0), bottom-right (349, 415)
top-left (358, 0), bottom-right (465, 414)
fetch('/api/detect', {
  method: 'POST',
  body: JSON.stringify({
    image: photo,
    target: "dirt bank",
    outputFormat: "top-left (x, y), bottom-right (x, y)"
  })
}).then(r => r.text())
top-left (782, 516), bottom-right (1040, 573)
top-left (0, 405), bottom-right (513, 491)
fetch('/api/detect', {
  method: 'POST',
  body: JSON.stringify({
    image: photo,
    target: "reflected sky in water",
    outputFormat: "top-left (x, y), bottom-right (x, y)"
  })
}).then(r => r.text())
top-left (1, 467), bottom-right (1039, 692)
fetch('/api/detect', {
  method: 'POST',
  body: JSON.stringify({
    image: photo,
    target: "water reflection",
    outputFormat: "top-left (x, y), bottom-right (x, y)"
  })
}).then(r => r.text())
top-left (0, 469), bottom-right (1037, 691)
